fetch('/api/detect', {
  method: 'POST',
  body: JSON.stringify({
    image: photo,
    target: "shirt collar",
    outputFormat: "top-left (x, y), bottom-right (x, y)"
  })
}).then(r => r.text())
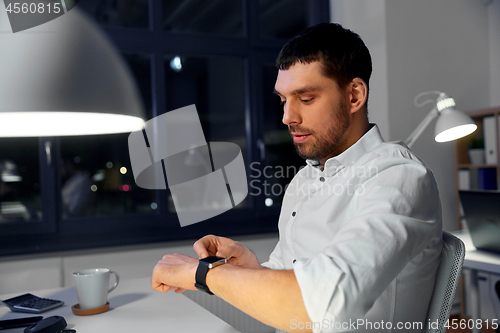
top-left (306, 124), bottom-right (385, 173)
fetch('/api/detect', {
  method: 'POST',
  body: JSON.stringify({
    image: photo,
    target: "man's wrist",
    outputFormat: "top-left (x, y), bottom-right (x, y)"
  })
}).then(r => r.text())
top-left (195, 256), bottom-right (226, 294)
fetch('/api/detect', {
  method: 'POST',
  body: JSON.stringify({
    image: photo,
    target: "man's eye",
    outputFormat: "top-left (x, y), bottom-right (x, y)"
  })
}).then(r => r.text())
top-left (301, 98), bottom-right (313, 103)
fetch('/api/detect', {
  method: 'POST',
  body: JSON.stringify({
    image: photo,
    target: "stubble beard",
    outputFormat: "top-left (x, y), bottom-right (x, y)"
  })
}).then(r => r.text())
top-left (290, 100), bottom-right (351, 161)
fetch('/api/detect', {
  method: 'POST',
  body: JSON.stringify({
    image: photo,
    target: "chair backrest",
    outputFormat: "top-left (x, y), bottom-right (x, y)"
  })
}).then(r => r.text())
top-left (425, 231), bottom-right (465, 333)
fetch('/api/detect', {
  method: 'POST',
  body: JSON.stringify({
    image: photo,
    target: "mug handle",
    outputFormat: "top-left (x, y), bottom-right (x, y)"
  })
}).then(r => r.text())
top-left (108, 271), bottom-right (120, 293)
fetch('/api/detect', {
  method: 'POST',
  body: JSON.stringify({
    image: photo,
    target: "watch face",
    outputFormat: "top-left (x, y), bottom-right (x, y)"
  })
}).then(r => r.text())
top-left (200, 256), bottom-right (226, 264)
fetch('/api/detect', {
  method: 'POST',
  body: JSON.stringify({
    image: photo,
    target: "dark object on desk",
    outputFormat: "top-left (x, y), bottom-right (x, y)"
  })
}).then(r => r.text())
top-left (496, 281), bottom-right (500, 302)
top-left (2, 293), bottom-right (64, 313)
top-left (460, 190), bottom-right (500, 254)
top-left (0, 316), bottom-right (42, 330)
top-left (24, 315), bottom-right (75, 333)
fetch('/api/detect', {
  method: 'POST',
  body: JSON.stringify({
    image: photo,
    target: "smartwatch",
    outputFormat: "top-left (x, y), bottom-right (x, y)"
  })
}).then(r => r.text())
top-left (195, 256), bottom-right (226, 295)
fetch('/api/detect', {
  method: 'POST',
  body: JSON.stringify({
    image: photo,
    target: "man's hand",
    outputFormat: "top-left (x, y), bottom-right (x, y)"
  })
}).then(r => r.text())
top-left (152, 241), bottom-right (311, 332)
top-left (151, 253), bottom-right (198, 293)
top-left (193, 235), bottom-right (263, 269)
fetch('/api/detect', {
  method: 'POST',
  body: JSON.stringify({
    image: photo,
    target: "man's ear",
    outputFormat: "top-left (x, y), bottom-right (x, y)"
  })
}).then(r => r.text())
top-left (348, 78), bottom-right (368, 114)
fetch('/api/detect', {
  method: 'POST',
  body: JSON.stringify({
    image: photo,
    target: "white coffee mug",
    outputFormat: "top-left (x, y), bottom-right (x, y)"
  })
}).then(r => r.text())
top-left (73, 268), bottom-right (119, 310)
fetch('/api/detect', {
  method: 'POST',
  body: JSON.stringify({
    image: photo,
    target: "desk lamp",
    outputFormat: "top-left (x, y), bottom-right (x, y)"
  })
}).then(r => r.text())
top-left (404, 91), bottom-right (477, 148)
top-left (0, 6), bottom-right (145, 137)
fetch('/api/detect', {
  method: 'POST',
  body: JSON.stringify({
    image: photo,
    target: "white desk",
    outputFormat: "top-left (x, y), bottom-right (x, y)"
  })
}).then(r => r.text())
top-left (453, 230), bottom-right (500, 333)
top-left (0, 277), bottom-right (240, 333)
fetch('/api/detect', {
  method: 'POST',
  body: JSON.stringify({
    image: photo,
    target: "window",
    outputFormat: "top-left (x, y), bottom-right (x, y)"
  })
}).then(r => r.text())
top-left (0, 0), bottom-right (329, 256)
top-left (163, 0), bottom-right (243, 36)
top-left (0, 138), bottom-right (42, 223)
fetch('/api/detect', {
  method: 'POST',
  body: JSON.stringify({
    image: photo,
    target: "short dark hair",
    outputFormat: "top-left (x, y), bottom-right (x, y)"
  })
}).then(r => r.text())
top-left (276, 23), bottom-right (372, 97)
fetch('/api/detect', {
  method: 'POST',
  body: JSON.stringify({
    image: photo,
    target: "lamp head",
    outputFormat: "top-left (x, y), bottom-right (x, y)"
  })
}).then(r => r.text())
top-left (434, 93), bottom-right (477, 143)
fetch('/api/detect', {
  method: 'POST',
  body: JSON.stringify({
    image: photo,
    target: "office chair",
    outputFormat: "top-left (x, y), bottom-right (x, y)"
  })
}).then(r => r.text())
top-left (425, 231), bottom-right (466, 333)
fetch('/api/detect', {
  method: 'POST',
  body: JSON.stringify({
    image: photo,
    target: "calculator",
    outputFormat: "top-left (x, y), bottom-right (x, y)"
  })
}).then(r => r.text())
top-left (2, 293), bottom-right (64, 313)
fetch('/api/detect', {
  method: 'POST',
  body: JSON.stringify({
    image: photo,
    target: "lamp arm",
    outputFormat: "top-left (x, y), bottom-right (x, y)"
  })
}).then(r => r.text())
top-left (404, 107), bottom-right (439, 148)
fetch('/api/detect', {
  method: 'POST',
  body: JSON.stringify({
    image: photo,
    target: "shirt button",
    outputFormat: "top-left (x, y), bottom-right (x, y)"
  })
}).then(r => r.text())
top-left (292, 211), bottom-right (296, 217)
top-left (319, 177), bottom-right (325, 182)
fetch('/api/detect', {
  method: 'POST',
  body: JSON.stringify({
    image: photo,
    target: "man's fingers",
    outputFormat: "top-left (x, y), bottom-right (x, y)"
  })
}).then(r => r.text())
top-left (217, 243), bottom-right (243, 260)
top-left (227, 257), bottom-right (241, 265)
top-left (193, 235), bottom-right (219, 258)
top-left (193, 240), bottom-right (209, 258)
top-left (152, 279), bottom-right (174, 293)
top-left (215, 247), bottom-right (229, 259)
top-left (151, 253), bottom-right (198, 293)
top-left (192, 235), bottom-right (248, 264)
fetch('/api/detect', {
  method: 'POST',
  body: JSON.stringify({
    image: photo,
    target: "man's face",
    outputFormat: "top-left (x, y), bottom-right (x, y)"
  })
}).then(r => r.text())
top-left (274, 61), bottom-right (353, 165)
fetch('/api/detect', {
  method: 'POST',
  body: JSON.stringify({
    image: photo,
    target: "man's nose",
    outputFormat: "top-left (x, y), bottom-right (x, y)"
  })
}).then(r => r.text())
top-left (282, 101), bottom-right (301, 126)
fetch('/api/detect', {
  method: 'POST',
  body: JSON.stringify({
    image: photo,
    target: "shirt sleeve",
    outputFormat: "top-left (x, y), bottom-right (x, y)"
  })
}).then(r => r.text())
top-left (261, 240), bottom-right (285, 270)
top-left (293, 153), bottom-right (442, 331)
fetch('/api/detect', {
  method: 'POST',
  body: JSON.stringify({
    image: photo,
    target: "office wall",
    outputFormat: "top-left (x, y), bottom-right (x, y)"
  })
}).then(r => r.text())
top-left (330, 0), bottom-right (390, 141)
top-left (489, 0), bottom-right (500, 107)
top-left (331, 0), bottom-right (493, 231)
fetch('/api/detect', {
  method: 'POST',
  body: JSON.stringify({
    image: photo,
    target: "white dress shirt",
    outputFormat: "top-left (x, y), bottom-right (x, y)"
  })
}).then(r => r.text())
top-left (263, 125), bottom-right (443, 333)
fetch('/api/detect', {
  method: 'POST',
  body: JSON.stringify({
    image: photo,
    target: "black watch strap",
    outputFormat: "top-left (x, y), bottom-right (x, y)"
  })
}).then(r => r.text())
top-left (195, 262), bottom-right (212, 294)
top-left (195, 256), bottom-right (226, 295)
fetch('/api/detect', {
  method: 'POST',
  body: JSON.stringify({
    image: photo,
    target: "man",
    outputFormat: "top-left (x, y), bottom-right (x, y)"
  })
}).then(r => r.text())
top-left (61, 157), bottom-right (93, 216)
top-left (152, 23), bottom-right (442, 333)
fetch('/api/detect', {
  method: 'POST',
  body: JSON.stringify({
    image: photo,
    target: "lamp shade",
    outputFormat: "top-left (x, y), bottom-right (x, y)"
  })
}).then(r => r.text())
top-left (405, 91), bottom-right (476, 148)
top-left (434, 94), bottom-right (477, 142)
top-left (434, 108), bottom-right (477, 142)
top-left (0, 6), bottom-right (145, 136)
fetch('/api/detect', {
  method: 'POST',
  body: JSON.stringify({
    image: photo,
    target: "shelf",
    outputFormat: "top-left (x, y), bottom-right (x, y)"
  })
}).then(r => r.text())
top-left (457, 164), bottom-right (498, 169)
top-left (466, 107), bottom-right (500, 118)
top-left (454, 106), bottom-right (500, 229)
